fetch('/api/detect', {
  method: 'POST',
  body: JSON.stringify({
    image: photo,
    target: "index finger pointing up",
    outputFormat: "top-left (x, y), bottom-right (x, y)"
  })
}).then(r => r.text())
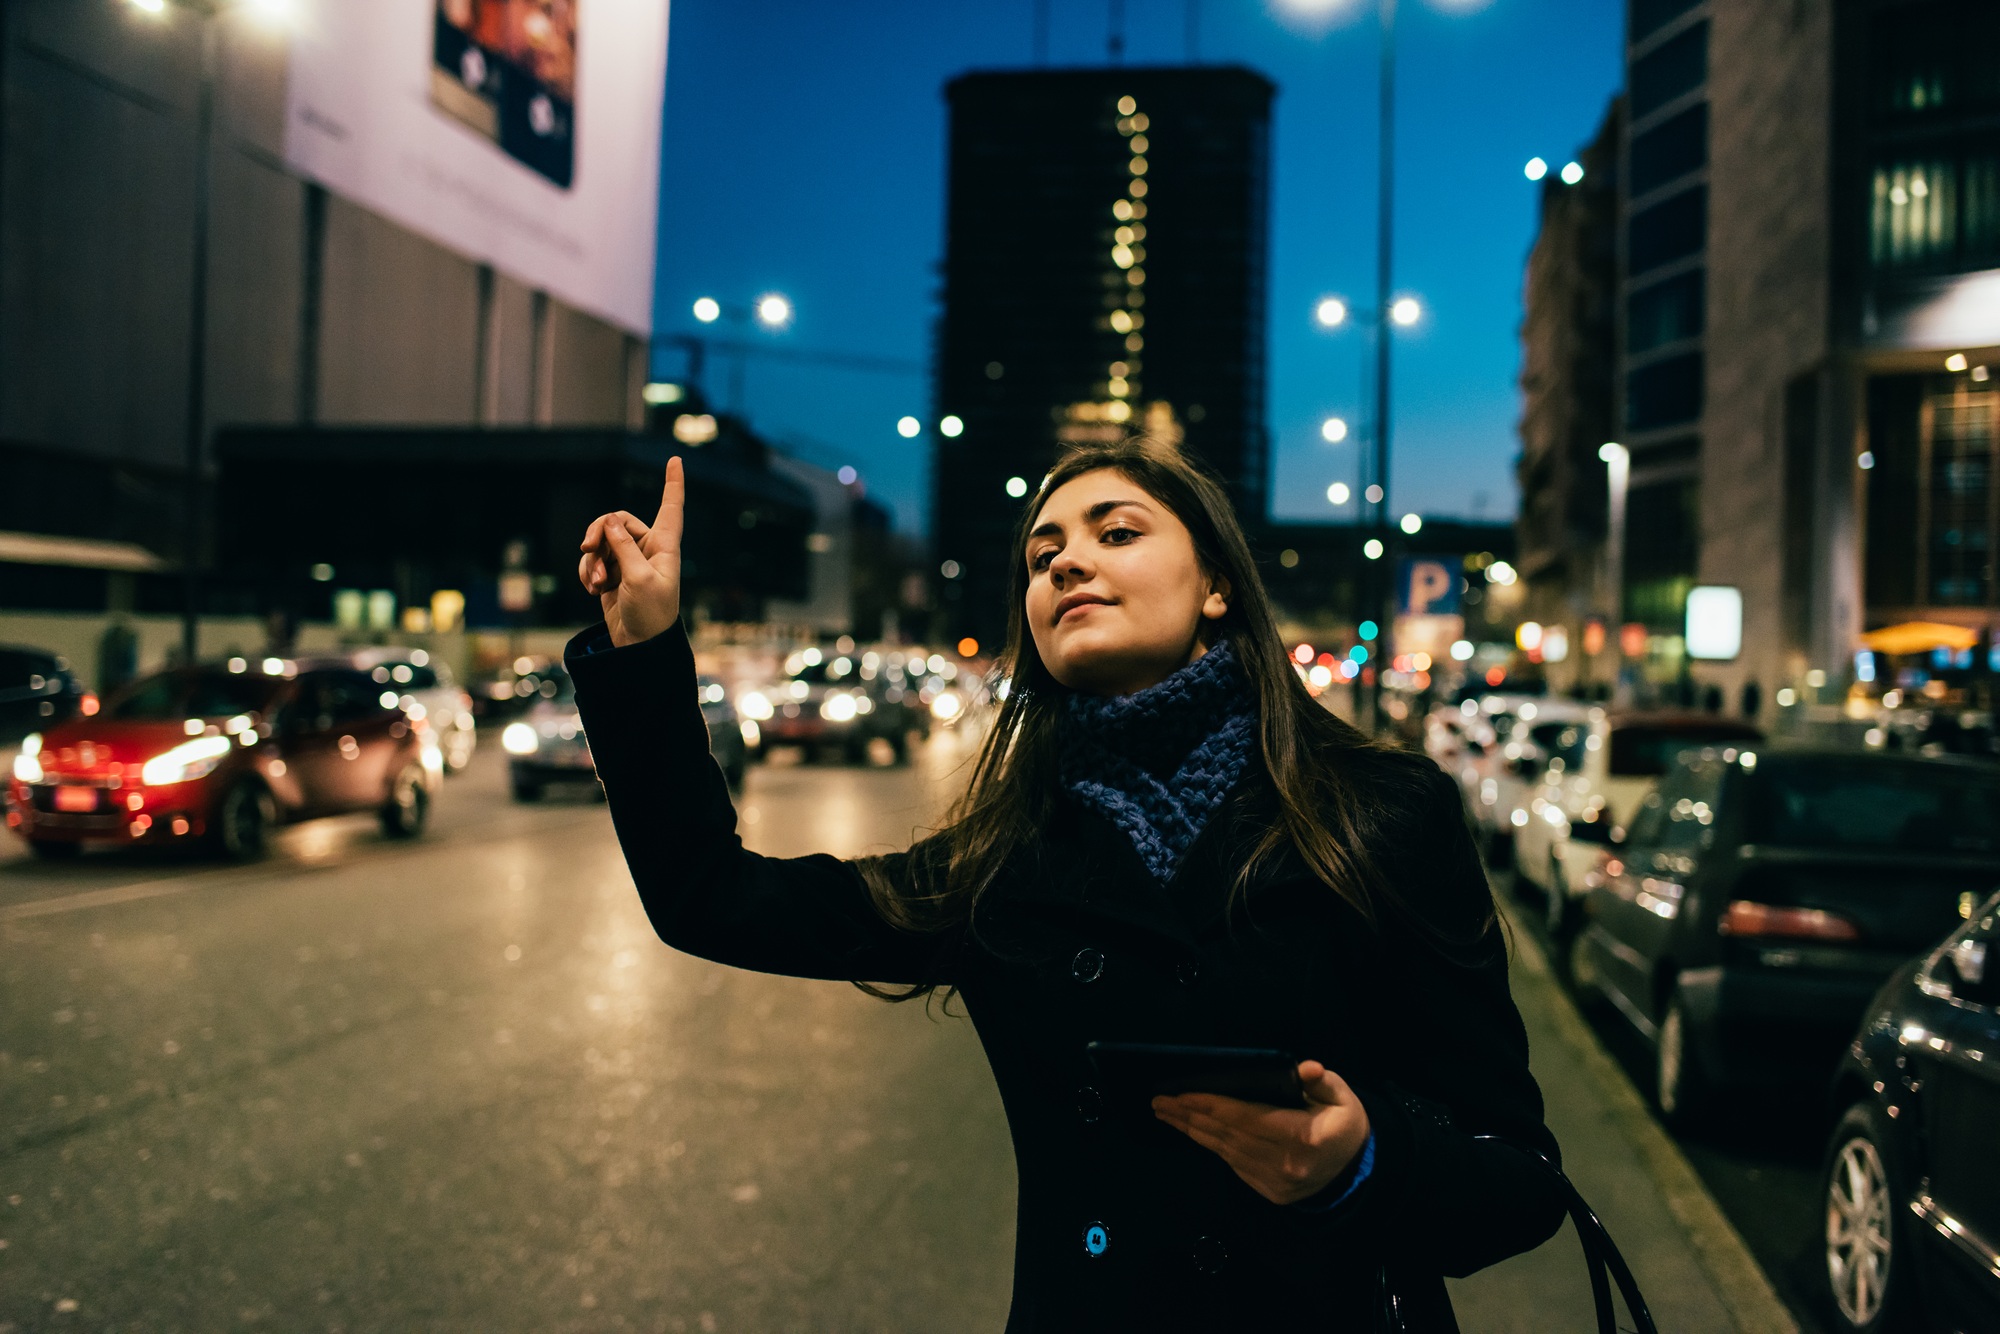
top-left (652, 455), bottom-right (685, 553)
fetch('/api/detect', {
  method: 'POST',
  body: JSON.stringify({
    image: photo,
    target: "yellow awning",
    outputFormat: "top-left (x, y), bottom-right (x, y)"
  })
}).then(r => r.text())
top-left (1859, 621), bottom-right (1982, 655)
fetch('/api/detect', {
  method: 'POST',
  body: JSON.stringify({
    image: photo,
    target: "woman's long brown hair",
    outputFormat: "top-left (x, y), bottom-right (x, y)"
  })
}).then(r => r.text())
top-left (857, 437), bottom-right (1452, 998)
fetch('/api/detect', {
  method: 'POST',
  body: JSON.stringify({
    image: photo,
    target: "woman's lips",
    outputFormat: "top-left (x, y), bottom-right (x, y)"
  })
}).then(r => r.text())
top-left (1057, 598), bottom-right (1111, 623)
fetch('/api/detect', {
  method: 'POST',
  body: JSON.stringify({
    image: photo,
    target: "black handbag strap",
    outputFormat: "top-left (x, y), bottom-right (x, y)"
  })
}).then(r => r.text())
top-left (1378, 1137), bottom-right (1658, 1334)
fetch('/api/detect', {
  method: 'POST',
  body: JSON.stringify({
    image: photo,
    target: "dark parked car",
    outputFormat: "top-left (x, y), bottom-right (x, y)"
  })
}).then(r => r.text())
top-left (1570, 746), bottom-right (2000, 1126)
top-left (502, 668), bottom-right (745, 800)
top-left (1821, 891), bottom-right (2000, 1334)
top-left (6, 661), bottom-right (439, 859)
top-left (0, 644), bottom-right (92, 746)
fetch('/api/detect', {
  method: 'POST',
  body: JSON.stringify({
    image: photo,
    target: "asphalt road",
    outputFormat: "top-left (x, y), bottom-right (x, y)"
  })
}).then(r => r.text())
top-left (3, 727), bottom-right (1821, 1332)
top-left (0, 734), bottom-right (1017, 1332)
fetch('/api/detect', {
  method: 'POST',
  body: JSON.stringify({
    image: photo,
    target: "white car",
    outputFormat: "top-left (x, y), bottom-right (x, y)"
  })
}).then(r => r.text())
top-left (1513, 710), bottom-right (1763, 936)
top-left (1446, 695), bottom-right (1590, 864)
top-left (346, 647), bottom-right (478, 774)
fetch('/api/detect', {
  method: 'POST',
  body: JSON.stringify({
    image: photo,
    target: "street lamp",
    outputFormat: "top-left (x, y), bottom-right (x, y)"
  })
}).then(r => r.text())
top-left (1599, 441), bottom-right (1629, 640)
top-left (684, 293), bottom-right (794, 409)
top-left (130, 0), bottom-right (293, 663)
top-left (1320, 415), bottom-right (1348, 443)
top-left (1315, 296), bottom-right (1348, 328)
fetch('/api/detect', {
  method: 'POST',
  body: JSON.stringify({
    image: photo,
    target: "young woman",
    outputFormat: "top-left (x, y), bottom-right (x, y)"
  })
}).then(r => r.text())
top-left (568, 439), bottom-right (1564, 1330)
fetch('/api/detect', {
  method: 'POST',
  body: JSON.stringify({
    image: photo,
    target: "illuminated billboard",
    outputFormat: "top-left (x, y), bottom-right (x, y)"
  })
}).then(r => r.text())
top-left (284, 0), bottom-right (668, 334)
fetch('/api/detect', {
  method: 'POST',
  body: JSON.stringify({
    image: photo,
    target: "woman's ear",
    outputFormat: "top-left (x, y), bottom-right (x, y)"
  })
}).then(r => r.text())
top-left (1201, 573), bottom-right (1232, 621)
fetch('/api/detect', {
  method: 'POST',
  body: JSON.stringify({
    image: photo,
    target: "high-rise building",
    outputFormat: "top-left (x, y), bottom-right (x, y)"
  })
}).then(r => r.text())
top-left (932, 67), bottom-right (1275, 646)
top-left (1521, 0), bottom-right (2000, 714)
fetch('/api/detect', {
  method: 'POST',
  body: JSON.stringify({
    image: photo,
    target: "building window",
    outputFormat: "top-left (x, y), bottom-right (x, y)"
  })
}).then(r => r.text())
top-left (1630, 104), bottom-right (1707, 197)
top-left (1631, 22), bottom-right (1707, 120)
top-left (1628, 271), bottom-right (1704, 353)
top-left (1869, 4), bottom-right (2000, 118)
top-left (1625, 475), bottom-right (1700, 630)
top-left (1925, 381), bottom-right (1996, 606)
top-left (1870, 143), bottom-right (2000, 271)
top-left (1627, 351), bottom-right (1702, 431)
top-left (1631, 0), bottom-right (1703, 46)
top-left (1627, 186), bottom-right (1706, 272)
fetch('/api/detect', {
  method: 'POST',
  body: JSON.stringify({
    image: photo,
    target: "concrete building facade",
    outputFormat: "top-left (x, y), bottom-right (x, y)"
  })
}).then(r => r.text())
top-left (0, 1), bottom-right (647, 535)
top-left (1522, 0), bottom-right (2000, 712)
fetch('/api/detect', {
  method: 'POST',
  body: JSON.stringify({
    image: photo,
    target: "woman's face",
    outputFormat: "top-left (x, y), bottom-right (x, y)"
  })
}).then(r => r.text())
top-left (1023, 468), bottom-right (1229, 696)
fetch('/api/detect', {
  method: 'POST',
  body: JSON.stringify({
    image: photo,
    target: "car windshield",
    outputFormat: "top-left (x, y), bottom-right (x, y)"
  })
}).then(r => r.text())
top-left (1748, 760), bottom-right (2000, 855)
top-left (0, 649), bottom-right (57, 687)
top-left (110, 671), bottom-right (278, 720)
top-left (1610, 723), bottom-right (1761, 776)
top-left (1530, 721), bottom-right (1590, 769)
top-left (789, 656), bottom-right (860, 685)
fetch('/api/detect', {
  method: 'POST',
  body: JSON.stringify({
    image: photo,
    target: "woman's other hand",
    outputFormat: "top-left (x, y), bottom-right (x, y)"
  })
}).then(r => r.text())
top-left (1151, 1060), bottom-right (1371, 1206)
top-left (578, 457), bottom-right (685, 647)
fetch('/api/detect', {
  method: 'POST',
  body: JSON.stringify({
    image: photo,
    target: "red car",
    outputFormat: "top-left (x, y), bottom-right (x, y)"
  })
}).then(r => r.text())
top-left (6, 661), bottom-right (439, 860)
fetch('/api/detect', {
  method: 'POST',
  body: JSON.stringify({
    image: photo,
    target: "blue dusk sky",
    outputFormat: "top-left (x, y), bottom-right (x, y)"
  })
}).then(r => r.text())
top-left (651, 0), bottom-right (1624, 537)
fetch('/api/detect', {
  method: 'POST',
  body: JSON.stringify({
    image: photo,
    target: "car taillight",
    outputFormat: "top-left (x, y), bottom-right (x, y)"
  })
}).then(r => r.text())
top-left (79, 693), bottom-right (100, 716)
top-left (1718, 900), bottom-right (1861, 942)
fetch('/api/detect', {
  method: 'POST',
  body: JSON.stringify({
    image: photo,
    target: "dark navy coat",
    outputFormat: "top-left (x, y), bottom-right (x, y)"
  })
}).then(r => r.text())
top-left (568, 624), bottom-right (1565, 1331)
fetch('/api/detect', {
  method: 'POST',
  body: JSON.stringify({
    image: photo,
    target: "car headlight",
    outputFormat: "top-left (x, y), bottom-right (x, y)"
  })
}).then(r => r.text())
top-left (501, 722), bottom-right (540, 756)
top-left (13, 732), bottom-right (43, 783)
top-left (820, 693), bottom-right (858, 723)
top-left (738, 691), bottom-right (774, 721)
top-left (930, 689), bottom-right (964, 722)
top-left (140, 735), bottom-right (233, 786)
top-left (740, 719), bottom-right (761, 747)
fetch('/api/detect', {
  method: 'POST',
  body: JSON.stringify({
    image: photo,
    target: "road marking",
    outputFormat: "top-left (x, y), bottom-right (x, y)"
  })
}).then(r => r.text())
top-left (0, 804), bottom-right (604, 923)
top-left (0, 875), bottom-right (201, 921)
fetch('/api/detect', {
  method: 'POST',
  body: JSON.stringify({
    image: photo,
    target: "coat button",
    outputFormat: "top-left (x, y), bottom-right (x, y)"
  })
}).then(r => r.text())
top-left (1176, 958), bottom-right (1200, 986)
top-left (1071, 948), bottom-right (1105, 983)
top-left (1076, 1086), bottom-right (1104, 1124)
top-left (1191, 1235), bottom-right (1228, 1274)
top-left (1083, 1222), bottom-right (1109, 1257)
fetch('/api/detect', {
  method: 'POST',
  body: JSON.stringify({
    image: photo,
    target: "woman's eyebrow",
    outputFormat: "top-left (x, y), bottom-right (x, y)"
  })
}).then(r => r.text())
top-left (1027, 498), bottom-right (1152, 544)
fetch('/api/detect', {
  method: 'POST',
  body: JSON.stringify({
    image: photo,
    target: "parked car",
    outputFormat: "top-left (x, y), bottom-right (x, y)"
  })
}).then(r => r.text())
top-left (341, 646), bottom-right (477, 774)
top-left (1570, 747), bottom-right (2000, 1126)
top-left (1515, 710), bottom-right (1764, 935)
top-left (0, 644), bottom-right (93, 746)
top-left (1819, 890), bottom-right (2000, 1334)
top-left (735, 647), bottom-right (926, 765)
top-left (5, 661), bottom-right (439, 859)
top-left (502, 669), bottom-right (745, 800)
top-left (1470, 699), bottom-right (1596, 864)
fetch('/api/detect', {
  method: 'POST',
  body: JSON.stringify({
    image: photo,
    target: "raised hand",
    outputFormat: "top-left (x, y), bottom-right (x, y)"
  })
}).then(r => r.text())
top-left (577, 456), bottom-right (685, 647)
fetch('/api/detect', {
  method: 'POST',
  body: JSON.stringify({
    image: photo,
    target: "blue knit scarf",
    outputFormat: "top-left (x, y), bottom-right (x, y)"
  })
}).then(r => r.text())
top-left (1059, 639), bottom-right (1259, 883)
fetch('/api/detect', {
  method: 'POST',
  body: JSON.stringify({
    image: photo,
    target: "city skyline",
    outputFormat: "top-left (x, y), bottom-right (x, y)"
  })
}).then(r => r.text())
top-left (652, 0), bottom-right (1625, 536)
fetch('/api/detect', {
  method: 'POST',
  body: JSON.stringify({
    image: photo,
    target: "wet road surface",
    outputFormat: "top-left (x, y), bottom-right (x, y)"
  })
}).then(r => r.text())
top-left (0, 737), bottom-right (1015, 1332)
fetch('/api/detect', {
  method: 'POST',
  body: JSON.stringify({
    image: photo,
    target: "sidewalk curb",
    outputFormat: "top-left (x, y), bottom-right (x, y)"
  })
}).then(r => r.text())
top-left (1503, 903), bottom-right (1801, 1334)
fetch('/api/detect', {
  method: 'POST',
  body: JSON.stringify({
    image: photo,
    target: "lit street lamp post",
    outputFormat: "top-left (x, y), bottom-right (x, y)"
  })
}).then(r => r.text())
top-left (127, 0), bottom-right (252, 664)
top-left (1599, 441), bottom-right (1629, 687)
top-left (688, 293), bottom-right (792, 411)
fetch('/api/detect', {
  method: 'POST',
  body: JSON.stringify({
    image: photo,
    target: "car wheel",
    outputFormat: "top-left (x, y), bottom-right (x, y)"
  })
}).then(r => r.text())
top-left (725, 760), bottom-right (746, 794)
top-left (1567, 931), bottom-right (1604, 1008)
top-left (380, 764), bottom-right (430, 838)
top-left (1544, 851), bottom-right (1577, 939)
top-left (28, 838), bottom-right (81, 860)
top-left (1655, 989), bottom-right (1712, 1129)
top-left (1822, 1102), bottom-right (1912, 1333)
top-left (890, 732), bottom-right (911, 766)
top-left (511, 774), bottom-right (544, 802)
top-left (211, 781), bottom-right (274, 861)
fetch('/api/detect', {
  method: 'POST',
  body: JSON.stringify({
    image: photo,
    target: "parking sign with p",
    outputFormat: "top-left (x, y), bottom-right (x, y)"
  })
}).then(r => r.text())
top-left (1398, 558), bottom-right (1460, 615)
